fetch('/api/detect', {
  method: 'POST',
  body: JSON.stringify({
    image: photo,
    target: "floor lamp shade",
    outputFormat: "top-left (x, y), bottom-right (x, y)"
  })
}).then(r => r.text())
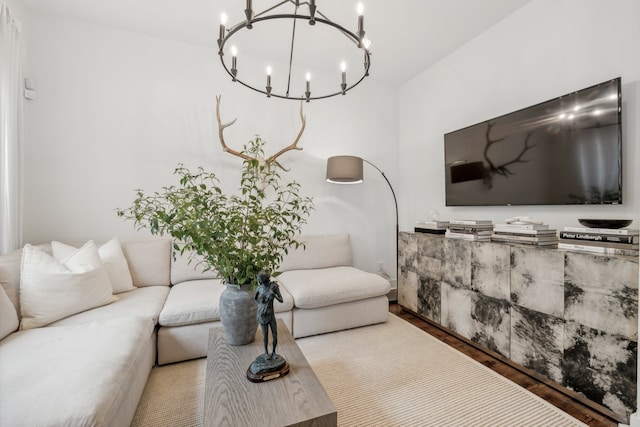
top-left (326, 156), bottom-right (364, 184)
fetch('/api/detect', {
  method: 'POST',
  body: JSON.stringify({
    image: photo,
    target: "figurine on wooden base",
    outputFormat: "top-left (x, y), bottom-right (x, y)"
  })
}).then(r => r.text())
top-left (247, 270), bottom-right (290, 382)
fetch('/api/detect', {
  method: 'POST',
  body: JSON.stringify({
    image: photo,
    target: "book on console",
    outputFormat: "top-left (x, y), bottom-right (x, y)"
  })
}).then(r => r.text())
top-left (415, 227), bottom-right (446, 235)
top-left (492, 239), bottom-right (558, 247)
top-left (493, 228), bottom-right (557, 236)
top-left (558, 242), bottom-right (639, 257)
top-left (415, 220), bottom-right (449, 231)
top-left (416, 220), bottom-right (450, 227)
top-left (562, 226), bottom-right (639, 236)
top-left (558, 238), bottom-right (638, 250)
top-left (491, 234), bottom-right (558, 243)
top-left (448, 226), bottom-right (493, 235)
top-left (445, 230), bottom-right (491, 241)
top-left (559, 231), bottom-right (638, 244)
top-left (494, 223), bottom-right (549, 231)
top-left (450, 219), bottom-right (493, 226)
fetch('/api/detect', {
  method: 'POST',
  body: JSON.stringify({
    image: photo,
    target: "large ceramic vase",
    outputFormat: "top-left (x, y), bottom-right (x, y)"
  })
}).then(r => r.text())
top-left (219, 283), bottom-right (258, 345)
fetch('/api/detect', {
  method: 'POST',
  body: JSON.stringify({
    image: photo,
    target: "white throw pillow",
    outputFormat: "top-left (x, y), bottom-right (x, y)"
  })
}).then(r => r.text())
top-left (20, 242), bottom-right (117, 330)
top-left (0, 285), bottom-right (19, 340)
top-left (52, 238), bottom-right (135, 294)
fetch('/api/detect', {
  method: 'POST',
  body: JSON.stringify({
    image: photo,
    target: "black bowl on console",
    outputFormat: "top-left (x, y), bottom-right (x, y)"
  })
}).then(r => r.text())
top-left (578, 219), bottom-right (633, 229)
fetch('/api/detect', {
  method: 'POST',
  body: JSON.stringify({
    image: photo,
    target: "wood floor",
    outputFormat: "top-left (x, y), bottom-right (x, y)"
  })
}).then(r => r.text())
top-left (389, 303), bottom-right (621, 427)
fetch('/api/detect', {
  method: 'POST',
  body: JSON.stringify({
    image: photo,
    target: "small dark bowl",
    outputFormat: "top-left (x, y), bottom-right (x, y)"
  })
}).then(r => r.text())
top-left (578, 219), bottom-right (633, 229)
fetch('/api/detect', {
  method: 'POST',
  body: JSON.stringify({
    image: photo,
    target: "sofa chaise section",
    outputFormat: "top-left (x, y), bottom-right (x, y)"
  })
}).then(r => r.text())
top-left (0, 238), bottom-right (172, 427)
top-left (277, 233), bottom-right (391, 338)
top-left (0, 317), bottom-right (155, 427)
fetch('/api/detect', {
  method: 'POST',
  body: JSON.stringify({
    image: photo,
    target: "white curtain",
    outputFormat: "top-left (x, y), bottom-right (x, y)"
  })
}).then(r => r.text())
top-left (0, 1), bottom-right (23, 255)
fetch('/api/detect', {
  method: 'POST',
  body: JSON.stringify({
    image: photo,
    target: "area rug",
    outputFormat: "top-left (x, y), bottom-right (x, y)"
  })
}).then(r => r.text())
top-left (132, 314), bottom-right (586, 426)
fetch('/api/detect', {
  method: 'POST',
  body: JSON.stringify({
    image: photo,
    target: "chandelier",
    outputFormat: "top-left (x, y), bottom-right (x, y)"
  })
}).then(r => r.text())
top-left (217, 1), bottom-right (371, 102)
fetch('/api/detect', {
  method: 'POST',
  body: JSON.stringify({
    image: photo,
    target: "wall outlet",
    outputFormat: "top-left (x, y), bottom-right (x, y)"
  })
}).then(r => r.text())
top-left (24, 89), bottom-right (37, 100)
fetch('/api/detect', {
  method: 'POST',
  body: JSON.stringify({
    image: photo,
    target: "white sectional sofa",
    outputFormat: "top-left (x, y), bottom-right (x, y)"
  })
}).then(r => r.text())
top-left (0, 233), bottom-right (390, 426)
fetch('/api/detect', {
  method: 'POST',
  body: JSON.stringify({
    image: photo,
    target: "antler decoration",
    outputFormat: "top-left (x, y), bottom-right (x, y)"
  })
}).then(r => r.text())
top-left (482, 120), bottom-right (537, 187)
top-left (215, 95), bottom-right (306, 172)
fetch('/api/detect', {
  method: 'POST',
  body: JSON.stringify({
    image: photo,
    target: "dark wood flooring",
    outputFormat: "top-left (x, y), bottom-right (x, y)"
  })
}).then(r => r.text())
top-left (389, 303), bottom-right (620, 427)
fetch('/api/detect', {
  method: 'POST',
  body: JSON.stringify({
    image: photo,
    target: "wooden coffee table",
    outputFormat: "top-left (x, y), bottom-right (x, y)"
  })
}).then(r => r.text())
top-left (204, 320), bottom-right (337, 427)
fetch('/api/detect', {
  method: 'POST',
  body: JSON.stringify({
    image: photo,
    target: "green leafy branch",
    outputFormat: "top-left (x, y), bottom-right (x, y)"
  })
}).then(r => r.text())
top-left (117, 137), bottom-right (314, 287)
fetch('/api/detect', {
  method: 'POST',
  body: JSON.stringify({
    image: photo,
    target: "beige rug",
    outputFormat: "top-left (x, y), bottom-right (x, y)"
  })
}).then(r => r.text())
top-left (132, 314), bottom-right (587, 427)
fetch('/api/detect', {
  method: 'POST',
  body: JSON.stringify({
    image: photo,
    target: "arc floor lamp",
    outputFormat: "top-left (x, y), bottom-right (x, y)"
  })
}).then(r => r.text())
top-left (325, 155), bottom-right (398, 297)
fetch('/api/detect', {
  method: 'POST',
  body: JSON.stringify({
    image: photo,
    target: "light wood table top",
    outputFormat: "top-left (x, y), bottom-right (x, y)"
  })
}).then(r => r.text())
top-left (205, 320), bottom-right (337, 427)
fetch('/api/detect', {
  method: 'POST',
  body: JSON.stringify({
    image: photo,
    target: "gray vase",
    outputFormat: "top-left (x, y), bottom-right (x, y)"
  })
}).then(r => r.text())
top-left (219, 283), bottom-right (258, 345)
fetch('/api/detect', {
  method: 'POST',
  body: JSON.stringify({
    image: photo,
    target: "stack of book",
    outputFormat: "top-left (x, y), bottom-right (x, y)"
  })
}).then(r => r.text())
top-left (445, 220), bottom-right (493, 241)
top-left (415, 220), bottom-right (450, 234)
top-left (491, 222), bottom-right (558, 247)
top-left (558, 226), bottom-right (639, 256)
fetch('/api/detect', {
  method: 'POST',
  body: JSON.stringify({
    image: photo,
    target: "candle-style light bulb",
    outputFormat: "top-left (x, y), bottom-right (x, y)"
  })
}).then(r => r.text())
top-left (305, 72), bottom-right (311, 102)
top-left (309, 0), bottom-right (317, 25)
top-left (363, 40), bottom-right (371, 76)
top-left (357, 3), bottom-right (366, 48)
top-left (266, 66), bottom-right (272, 97)
top-left (230, 46), bottom-right (238, 81)
top-left (218, 13), bottom-right (228, 51)
top-left (340, 62), bottom-right (347, 94)
top-left (245, 0), bottom-right (254, 29)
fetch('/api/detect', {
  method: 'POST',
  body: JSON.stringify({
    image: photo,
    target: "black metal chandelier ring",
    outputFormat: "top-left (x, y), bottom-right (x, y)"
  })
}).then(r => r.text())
top-left (218, 11), bottom-right (371, 102)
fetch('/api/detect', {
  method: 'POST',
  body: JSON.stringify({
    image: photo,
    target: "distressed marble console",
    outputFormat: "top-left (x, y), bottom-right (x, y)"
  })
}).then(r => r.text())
top-left (398, 231), bottom-right (638, 422)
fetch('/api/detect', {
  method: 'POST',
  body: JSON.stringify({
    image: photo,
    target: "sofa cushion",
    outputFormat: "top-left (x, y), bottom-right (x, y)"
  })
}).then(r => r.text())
top-left (159, 279), bottom-right (294, 327)
top-left (0, 316), bottom-right (154, 426)
top-left (278, 266), bottom-right (390, 309)
top-left (159, 279), bottom-right (224, 327)
top-left (121, 239), bottom-right (171, 287)
top-left (19, 243), bottom-right (117, 330)
top-left (48, 286), bottom-right (169, 326)
top-left (279, 234), bottom-right (353, 272)
top-left (0, 286), bottom-right (18, 340)
top-left (52, 238), bottom-right (136, 294)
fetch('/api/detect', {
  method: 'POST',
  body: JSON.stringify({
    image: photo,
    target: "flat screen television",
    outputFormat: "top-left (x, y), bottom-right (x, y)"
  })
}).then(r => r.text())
top-left (444, 78), bottom-right (622, 206)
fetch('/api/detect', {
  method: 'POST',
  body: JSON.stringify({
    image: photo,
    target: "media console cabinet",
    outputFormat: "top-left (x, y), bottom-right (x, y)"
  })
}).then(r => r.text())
top-left (398, 231), bottom-right (638, 423)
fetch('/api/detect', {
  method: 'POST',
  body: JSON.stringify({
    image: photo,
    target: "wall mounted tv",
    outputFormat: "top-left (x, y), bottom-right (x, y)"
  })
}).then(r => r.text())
top-left (444, 78), bottom-right (622, 206)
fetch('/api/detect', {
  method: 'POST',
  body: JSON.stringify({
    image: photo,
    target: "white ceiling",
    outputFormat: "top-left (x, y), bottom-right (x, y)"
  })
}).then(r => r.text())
top-left (17, 0), bottom-right (531, 87)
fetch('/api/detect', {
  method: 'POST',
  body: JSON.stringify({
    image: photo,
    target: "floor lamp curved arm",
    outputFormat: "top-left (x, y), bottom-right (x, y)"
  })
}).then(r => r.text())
top-left (326, 156), bottom-right (399, 286)
top-left (362, 159), bottom-right (399, 237)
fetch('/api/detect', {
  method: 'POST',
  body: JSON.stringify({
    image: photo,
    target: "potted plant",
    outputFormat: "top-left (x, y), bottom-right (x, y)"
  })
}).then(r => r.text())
top-left (117, 137), bottom-right (314, 344)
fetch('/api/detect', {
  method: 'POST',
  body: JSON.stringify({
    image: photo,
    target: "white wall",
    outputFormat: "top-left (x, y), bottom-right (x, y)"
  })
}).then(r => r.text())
top-left (21, 0), bottom-right (640, 276)
top-left (398, 0), bottom-right (640, 232)
top-left (21, 12), bottom-right (399, 275)
top-left (4, 0), bottom-right (26, 22)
